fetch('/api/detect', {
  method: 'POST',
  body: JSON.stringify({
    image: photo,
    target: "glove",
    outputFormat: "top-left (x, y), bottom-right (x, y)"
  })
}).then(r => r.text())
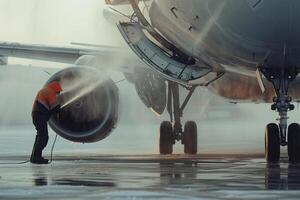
top-left (51, 105), bottom-right (61, 115)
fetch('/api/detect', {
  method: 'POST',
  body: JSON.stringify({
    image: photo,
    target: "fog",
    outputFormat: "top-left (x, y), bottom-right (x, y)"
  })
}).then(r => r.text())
top-left (0, 0), bottom-right (123, 45)
top-left (0, 0), bottom-right (299, 156)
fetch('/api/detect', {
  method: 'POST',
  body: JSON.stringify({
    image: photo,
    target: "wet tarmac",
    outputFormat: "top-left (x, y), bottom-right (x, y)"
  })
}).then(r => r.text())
top-left (1, 155), bottom-right (300, 199)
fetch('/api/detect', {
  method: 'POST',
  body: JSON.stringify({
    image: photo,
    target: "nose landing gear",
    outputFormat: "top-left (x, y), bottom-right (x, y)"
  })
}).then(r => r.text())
top-left (261, 66), bottom-right (300, 163)
top-left (159, 82), bottom-right (198, 155)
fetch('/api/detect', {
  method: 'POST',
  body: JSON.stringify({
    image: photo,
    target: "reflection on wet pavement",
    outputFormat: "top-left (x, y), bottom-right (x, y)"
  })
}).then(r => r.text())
top-left (1, 155), bottom-right (300, 199)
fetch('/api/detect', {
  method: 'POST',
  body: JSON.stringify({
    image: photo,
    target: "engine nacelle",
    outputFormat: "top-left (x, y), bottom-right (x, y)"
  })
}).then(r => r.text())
top-left (47, 67), bottom-right (119, 143)
top-left (133, 68), bottom-right (167, 115)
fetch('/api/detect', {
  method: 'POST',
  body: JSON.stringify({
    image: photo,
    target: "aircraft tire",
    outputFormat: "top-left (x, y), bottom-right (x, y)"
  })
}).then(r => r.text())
top-left (183, 121), bottom-right (198, 155)
top-left (288, 123), bottom-right (300, 163)
top-left (159, 121), bottom-right (173, 154)
top-left (265, 123), bottom-right (280, 163)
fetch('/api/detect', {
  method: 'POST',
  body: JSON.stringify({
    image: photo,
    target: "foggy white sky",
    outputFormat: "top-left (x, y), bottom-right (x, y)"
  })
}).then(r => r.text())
top-left (0, 0), bottom-right (124, 46)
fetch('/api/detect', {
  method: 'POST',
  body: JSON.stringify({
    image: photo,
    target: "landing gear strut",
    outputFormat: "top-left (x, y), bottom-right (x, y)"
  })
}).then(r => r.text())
top-left (261, 66), bottom-right (300, 163)
top-left (159, 81), bottom-right (198, 155)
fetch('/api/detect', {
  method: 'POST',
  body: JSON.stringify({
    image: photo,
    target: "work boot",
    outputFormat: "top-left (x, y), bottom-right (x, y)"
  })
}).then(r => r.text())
top-left (30, 157), bottom-right (49, 164)
top-left (31, 144), bottom-right (49, 164)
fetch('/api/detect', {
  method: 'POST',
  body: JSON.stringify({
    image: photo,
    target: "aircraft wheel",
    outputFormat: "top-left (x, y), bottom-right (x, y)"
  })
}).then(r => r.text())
top-left (288, 123), bottom-right (300, 163)
top-left (265, 123), bottom-right (280, 163)
top-left (159, 121), bottom-right (173, 154)
top-left (183, 121), bottom-right (198, 154)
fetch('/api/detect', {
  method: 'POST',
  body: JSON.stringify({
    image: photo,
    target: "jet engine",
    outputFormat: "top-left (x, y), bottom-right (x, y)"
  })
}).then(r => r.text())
top-left (46, 67), bottom-right (119, 143)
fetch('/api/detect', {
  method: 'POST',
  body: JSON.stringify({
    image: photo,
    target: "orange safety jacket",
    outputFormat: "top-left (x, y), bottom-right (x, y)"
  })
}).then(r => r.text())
top-left (32, 81), bottom-right (62, 116)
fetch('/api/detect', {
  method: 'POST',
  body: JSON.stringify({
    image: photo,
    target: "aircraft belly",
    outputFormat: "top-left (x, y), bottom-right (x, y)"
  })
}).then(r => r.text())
top-left (208, 73), bottom-right (300, 103)
top-left (150, 0), bottom-right (300, 74)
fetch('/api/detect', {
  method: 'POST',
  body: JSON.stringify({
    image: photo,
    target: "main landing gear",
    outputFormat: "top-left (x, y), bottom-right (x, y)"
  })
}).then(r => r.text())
top-left (262, 66), bottom-right (300, 163)
top-left (159, 81), bottom-right (198, 155)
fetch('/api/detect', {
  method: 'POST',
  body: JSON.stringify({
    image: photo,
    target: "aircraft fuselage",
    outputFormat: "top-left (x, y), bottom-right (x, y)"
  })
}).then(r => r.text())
top-left (149, 0), bottom-right (300, 102)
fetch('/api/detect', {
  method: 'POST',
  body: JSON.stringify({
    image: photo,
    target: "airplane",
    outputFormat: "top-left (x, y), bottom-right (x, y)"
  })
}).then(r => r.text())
top-left (1, 0), bottom-right (300, 163)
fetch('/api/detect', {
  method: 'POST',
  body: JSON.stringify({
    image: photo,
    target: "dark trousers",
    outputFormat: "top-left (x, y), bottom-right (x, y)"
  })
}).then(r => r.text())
top-left (31, 114), bottom-right (49, 159)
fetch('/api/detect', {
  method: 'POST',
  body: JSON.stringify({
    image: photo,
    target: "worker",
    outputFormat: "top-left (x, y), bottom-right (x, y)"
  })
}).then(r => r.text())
top-left (31, 81), bottom-right (62, 164)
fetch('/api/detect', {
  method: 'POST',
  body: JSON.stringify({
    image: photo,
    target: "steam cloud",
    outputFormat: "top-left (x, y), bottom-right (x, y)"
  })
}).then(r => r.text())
top-left (0, 0), bottom-right (289, 155)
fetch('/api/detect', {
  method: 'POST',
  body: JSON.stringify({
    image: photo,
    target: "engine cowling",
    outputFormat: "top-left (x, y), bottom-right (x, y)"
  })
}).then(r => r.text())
top-left (133, 68), bottom-right (167, 115)
top-left (47, 67), bottom-right (119, 143)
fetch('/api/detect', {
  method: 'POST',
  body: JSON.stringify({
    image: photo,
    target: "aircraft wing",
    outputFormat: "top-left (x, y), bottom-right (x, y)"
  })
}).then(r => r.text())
top-left (0, 41), bottom-right (120, 64)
